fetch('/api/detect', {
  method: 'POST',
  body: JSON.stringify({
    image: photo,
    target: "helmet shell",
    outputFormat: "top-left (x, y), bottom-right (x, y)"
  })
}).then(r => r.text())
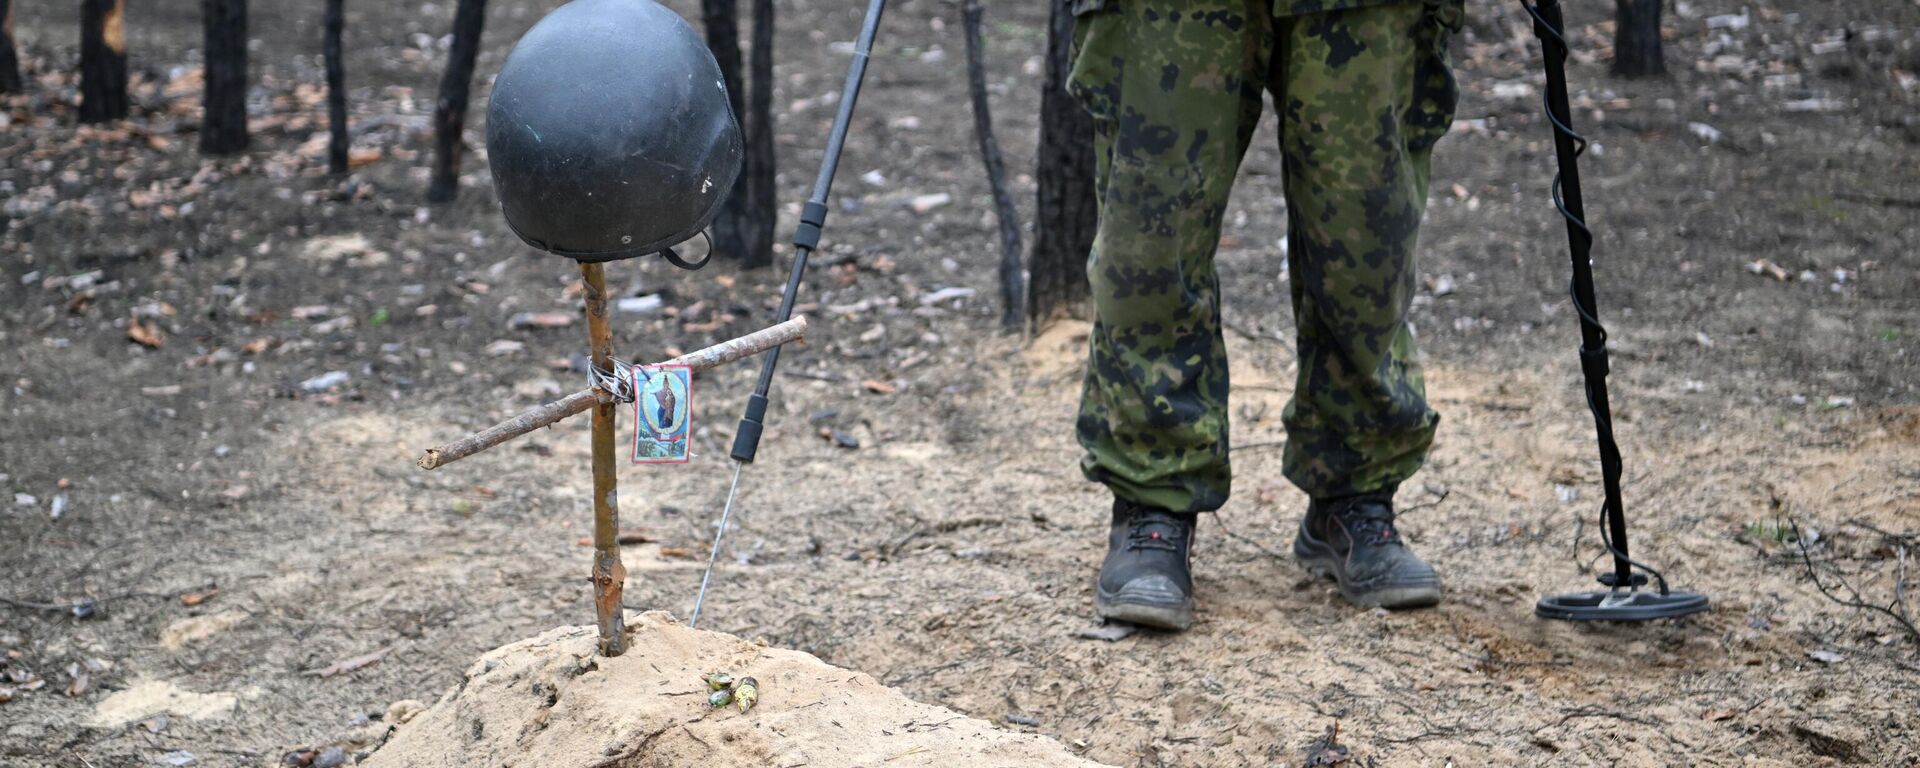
top-left (485, 0), bottom-right (743, 262)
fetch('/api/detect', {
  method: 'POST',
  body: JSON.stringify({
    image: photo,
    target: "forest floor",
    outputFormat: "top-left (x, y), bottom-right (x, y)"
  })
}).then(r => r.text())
top-left (3, 0), bottom-right (1918, 765)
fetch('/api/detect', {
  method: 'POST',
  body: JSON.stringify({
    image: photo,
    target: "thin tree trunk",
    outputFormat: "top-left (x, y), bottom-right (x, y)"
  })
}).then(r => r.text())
top-left (429, 0), bottom-right (487, 203)
top-left (79, 0), bottom-right (128, 123)
top-left (324, 0), bottom-right (349, 174)
top-left (0, 0), bottom-right (23, 95)
top-left (1612, 0), bottom-right (1665, 78)
top-left (701, 0), bottom-right (750, 262)
top-left (740, 0), bottom-right (775, 269)
top-left (963, 0), bottom-right (1024, 330)
top-left (201, 0), bottom-right (249, 155)
top-left (1027, 0), bottom-right (1095, 324)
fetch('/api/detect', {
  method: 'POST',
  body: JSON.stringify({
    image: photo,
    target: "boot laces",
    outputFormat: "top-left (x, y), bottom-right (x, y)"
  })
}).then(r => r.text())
top-left (1125, 509), bottom-right (1189, 553)
top-left (1340, 502), bottom-right (1402, 547)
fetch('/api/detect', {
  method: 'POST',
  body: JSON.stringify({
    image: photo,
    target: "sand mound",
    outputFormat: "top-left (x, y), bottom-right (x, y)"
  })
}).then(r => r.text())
top-left (365, 612), bottom-right (1109, 768)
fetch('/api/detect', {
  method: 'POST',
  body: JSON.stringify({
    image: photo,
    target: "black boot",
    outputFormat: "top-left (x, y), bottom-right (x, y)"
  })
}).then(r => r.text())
top-left (1095, 499), bottom-right (1196, 630)
top-left (1293, 493), bottom-right (1442, 609)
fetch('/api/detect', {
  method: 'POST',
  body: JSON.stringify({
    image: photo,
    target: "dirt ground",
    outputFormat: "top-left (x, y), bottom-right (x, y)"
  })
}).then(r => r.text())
top-left (361, 612), bottom-right (1108, 768)
top-left (3, 0), bottom-right (1918, 765)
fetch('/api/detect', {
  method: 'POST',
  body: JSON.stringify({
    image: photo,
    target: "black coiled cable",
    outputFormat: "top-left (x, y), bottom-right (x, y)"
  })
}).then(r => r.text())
top-left (1521, 0), bottom-right (1672, 596)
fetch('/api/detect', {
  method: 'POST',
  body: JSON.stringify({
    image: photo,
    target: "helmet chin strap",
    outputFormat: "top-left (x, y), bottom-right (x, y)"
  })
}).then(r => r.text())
top-left (658, 230), bottom-right (715, 271)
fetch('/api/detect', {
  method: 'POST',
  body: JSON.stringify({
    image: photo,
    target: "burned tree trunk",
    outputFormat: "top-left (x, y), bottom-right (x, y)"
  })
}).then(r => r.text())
top-left (324, 0), bottom-right (348, 174)
top-left (1027, 0), bottom-right (1095, 323)
top-left (962, 0), bottom-right (1024, 331)
top-left (78, 0), bottom-right (128, 122)
top-left (201, 0), bottom-right (249, 155)
top-left (1, 0), bottom-right (22, 95)
top-left (1612, 0), bottom-right (1665, 78)
top-left (740, 0), bottom-right (775, 270)
top-left (428, 0), bottom-right (488, 203)
top-left (701, 0), bottom-right (752, 263)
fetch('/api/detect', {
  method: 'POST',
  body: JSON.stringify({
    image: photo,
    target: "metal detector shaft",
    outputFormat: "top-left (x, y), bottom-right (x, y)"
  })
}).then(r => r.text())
top-left (730, 0), bottom-right (887, 465)
top-left (1526, 0), bottom-right (1707, 621)
top-left (1530, 0), bottom-right (1632, 589)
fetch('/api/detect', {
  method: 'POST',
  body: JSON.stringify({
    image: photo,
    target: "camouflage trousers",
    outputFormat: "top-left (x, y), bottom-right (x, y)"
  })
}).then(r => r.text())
top-left (1071, 0), bottom-right (1462, 513)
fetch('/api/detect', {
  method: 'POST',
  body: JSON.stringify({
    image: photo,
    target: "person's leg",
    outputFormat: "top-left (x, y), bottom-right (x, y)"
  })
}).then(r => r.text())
top-left (1274, 0), bottom-right (1456, 501)
top-left (1072, 0), bottom-right (1269, 515)
top-left (1272, 0), bottom-right (1460, 607)
top-left (1069, 0), bottom-right (1270, 629)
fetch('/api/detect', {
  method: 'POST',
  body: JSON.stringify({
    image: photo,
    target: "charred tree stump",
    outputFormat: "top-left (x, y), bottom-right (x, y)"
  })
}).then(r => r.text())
top-left (1612, 0), bottom-right (1665, 78)
top-left (324, 0), bottom-right (348, 174)
top-left (428, 0), bottom-right (488, 203)
top-left (78, 0), bottom-right (128, 123)
top-left (201, 0), bottom-right (250, 155)
top-left (1, 0), bottom-right (23, 95)
top-left (962, 0), bottom-right (1024, 331)
top-left (740, 0), bottom-right (775, 270)
top-left (1027, 0), bottom-right (1096, 324)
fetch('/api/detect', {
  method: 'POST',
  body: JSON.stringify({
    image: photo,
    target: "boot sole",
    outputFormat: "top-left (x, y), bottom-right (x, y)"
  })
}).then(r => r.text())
top-left (1094, 590), bottom-right (1194, 631)
top-left (1294, 545), bottom-right (1442, 610)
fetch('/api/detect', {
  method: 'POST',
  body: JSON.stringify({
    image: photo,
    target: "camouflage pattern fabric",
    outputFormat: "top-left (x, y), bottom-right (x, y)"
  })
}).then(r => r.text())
top-left (1071, 0), bottom-right (1462, 513)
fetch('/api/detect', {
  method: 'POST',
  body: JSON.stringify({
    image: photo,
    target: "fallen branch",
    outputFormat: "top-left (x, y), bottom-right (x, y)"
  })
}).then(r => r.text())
top-left (1792, 520), bottom-right (1920, 643)
top-left (418, 317), bottom-right (808, 470)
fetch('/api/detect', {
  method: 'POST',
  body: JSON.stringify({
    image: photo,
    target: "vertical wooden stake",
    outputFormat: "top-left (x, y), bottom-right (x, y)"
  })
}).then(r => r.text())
top-left (580, 262), bottom-right (628, 656)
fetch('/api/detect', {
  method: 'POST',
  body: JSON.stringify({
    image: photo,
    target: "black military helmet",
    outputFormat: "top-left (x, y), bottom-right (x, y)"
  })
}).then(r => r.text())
top-left (485, 0), bottom-right (743, 266)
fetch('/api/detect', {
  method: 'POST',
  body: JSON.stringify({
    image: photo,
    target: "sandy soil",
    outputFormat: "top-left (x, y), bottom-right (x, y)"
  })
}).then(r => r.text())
top-left (364, 612), bottom-right (1108, 768)
top-left (2, 0), bottom-right (1917, 766)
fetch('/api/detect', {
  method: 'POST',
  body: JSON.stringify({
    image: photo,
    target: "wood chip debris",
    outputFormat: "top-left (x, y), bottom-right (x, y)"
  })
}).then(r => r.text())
top-left (180, 588), bottom-right (220, 606)
top-left (303, 644), bottom-right (398, 678)
top-left (128, 318), bottom-right (165, 348)
top-left (1074, 623), bottom-right (1138, 642)
top-left (508, 312), bottom-right (575, 330)
top-left (1744, 259), bottom-right (1791, 281)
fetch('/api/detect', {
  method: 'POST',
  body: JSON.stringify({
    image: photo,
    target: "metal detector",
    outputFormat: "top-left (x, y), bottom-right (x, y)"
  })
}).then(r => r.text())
top-left (1522, 0), bottom-right (1709, 621)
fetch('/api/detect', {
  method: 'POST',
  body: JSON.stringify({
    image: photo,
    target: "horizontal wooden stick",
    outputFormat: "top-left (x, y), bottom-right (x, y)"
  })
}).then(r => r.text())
top-left (417, 316), bottom-right (808, 470)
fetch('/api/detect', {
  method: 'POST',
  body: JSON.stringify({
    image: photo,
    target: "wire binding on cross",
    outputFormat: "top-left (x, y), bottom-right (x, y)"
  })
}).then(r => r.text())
top-left (589, 358), bottom-right (645, 404)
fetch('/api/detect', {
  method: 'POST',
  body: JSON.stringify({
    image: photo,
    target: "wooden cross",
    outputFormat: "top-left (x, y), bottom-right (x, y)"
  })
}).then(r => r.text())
top-left (417, 261), bottom-right (807, 656)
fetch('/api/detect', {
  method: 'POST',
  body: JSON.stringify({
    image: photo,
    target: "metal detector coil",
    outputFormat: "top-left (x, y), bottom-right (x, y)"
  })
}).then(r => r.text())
top-left (1523, 0), bottom-right (1708, 622)
top-left (485, 0), bottom-right (743, 266)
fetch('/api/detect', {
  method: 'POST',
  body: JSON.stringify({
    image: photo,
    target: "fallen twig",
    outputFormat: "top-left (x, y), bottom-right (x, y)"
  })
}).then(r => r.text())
top-left (1791, 520), bottom-right (1920, 643)
top-left (0, 591), bottom-right (170, 617)
top-left (1210, 507), bottom-right (1288, 561)
top-left (1832, 191), bottom-right (1920, 211)
top-left (302, 643), bottom-right (399, 678)
top-left (1400, 485), bottom-right (1451, 513)
top-left (1549, 705), bottom-right (1662, 730)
